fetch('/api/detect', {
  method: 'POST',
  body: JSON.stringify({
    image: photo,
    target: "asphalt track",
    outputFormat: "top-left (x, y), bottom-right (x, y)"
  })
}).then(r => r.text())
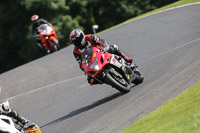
top-left (1, 3), bottom-right (200, 133)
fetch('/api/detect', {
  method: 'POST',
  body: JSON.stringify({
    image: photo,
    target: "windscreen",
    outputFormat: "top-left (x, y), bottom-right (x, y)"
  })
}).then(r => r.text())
top-left (38, 24), bottom-right (47, 31)
top-left (81, 47), bottom-right (93, 63)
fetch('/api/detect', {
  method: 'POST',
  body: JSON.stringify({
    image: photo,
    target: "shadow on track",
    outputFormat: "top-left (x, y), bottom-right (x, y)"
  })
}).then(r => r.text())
top-left (41, 92), bottom-right (124, 128)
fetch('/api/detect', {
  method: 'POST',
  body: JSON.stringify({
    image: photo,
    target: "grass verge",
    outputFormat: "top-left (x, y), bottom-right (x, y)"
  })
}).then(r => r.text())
top-left (122, 82), bottom-right (200, 133)
top-left (120, 1), bottom-right (200, 133)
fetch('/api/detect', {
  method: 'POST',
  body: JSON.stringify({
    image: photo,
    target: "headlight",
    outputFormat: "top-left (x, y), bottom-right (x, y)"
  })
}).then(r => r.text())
top-left (94, 64), bottom-right (100, 70)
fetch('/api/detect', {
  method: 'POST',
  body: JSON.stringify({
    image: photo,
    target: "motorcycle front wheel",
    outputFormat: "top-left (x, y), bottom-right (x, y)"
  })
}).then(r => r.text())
top-left (50, 39), bottom-right (60, 51)
top-left (105, 70), bottom-right (130, 93)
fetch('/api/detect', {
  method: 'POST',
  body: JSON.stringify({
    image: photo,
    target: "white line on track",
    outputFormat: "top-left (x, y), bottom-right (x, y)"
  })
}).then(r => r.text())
top-left (139, 37), bottom-right (200, 63)
top-left (3, 75), bottom-right (84, 102)
top-left (4, 37), bottom-right (200, 102)
top-left (2, 2), bottom-right (200, 102)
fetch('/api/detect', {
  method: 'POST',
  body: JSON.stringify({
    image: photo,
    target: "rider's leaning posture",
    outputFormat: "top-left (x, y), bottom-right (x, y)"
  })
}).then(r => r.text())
top-left (31, 14), bottom-right (52, 49)
top-left (0, 101), bottom-right (27, 132)
top-left (69, 29), bottom-right (133, 85)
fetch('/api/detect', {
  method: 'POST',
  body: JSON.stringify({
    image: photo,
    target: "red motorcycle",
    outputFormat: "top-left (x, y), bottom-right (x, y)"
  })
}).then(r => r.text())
top-left (81, 46), bottom-right (144, 93)
top-left (37, 24), bottom-right (60, 53)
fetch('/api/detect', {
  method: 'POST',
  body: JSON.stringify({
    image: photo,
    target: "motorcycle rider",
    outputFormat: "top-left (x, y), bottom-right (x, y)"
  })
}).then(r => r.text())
top-left (31, 14), bottom-right (52, 50)
top-left (0, 101), bottom-right (27, 132)
top-left (69, 29), bottom-right (133, 85)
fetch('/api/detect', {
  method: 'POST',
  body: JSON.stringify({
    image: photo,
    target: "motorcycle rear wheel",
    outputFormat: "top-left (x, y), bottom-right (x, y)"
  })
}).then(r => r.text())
top-left (105, 71), bottom-right (130, 93)
top-left (132, 70), bottom-right (144, 85)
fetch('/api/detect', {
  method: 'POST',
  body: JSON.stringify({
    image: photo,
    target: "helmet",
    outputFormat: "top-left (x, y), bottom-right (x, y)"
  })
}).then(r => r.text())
top-left (69, 29), bottom-right (86, 49)
top-left (0, 101), bottom-right (11, 113)
top-left (31, 15), bottom-right (39, 21)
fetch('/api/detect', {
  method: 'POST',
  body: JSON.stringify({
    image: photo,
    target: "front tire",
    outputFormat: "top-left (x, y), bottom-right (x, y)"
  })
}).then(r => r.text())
top-left (51, 39), bottom-right (60, 51)
top-left (105, 71), bottom-right (130, 93)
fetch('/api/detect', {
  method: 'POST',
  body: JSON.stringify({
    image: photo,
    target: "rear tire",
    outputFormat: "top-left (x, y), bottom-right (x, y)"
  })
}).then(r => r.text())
top-left (132, 70), bottom-right (144, 85)
top-left (105, 71), bottom-right (130, 93)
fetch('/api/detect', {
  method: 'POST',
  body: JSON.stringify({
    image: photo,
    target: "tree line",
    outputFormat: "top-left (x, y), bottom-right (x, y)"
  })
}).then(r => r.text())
top-left (0, 0), bottom-right (178, 74)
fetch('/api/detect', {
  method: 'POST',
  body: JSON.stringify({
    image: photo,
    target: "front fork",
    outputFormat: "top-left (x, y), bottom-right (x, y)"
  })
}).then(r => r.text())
top-left (46, 36), bottom-right (58, 47)
top-left (107, 68), bottom-right (131, 84)
top-left (130, 63), bottom-right (140, 81)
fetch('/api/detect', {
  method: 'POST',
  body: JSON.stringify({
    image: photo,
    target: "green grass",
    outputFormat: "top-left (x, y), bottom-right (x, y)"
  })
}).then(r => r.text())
top-left (122, 82), bottom-right (200, 133)
top-left (98, 0), bottom-right (200, 34)
top-left (120, 1), bottom-right (200, 132)
top-left (127, 0), bottom-right (200, 22)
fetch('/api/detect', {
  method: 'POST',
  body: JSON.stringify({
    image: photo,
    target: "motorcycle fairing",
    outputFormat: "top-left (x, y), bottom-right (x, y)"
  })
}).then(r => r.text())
top-left (109, 54), bottom-right (123, 68)
top-left (40, 24), bottom-right (53, 35)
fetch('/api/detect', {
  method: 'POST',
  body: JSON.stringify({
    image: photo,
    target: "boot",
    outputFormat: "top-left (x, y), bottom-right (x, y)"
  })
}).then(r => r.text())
top-left (121, 52), bottom-right (133, 63)
top-left (109, 45), bottom-right (133, 63)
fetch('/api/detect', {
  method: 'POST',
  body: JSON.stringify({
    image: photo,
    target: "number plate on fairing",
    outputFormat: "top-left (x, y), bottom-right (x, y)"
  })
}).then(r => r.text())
top-left (109, 55), bottom-right (122, 68)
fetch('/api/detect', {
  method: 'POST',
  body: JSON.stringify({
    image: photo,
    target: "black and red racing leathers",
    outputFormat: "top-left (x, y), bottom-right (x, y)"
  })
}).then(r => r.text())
top-left (73, 34), bottom-right (109, 71)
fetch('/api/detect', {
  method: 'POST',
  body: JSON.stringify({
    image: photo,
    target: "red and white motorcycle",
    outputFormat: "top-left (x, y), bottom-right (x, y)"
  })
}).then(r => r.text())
top-left (81, 46), bottom-right (144, 93)
top-left (37, 24), bottom-right (60, 53)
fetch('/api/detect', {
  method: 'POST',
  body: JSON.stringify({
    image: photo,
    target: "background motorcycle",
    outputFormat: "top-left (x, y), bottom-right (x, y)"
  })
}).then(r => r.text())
top-left (37, 24), bottom-right (60, 53)
top-left (81, 47), bottom-right (144, 93)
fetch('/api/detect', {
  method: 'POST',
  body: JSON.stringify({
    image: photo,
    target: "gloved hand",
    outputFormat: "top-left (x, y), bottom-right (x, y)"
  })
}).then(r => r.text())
top-left (36, 35), bottom-right (41, 40)
top-left (111, 44), bottom-right (119, 50)
top-left (102, 45), bottom-right (109, 53)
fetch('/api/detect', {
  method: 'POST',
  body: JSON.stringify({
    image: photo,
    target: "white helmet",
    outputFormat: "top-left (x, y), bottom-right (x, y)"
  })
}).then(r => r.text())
top-left (0, 101), bottom-right (11, 114)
